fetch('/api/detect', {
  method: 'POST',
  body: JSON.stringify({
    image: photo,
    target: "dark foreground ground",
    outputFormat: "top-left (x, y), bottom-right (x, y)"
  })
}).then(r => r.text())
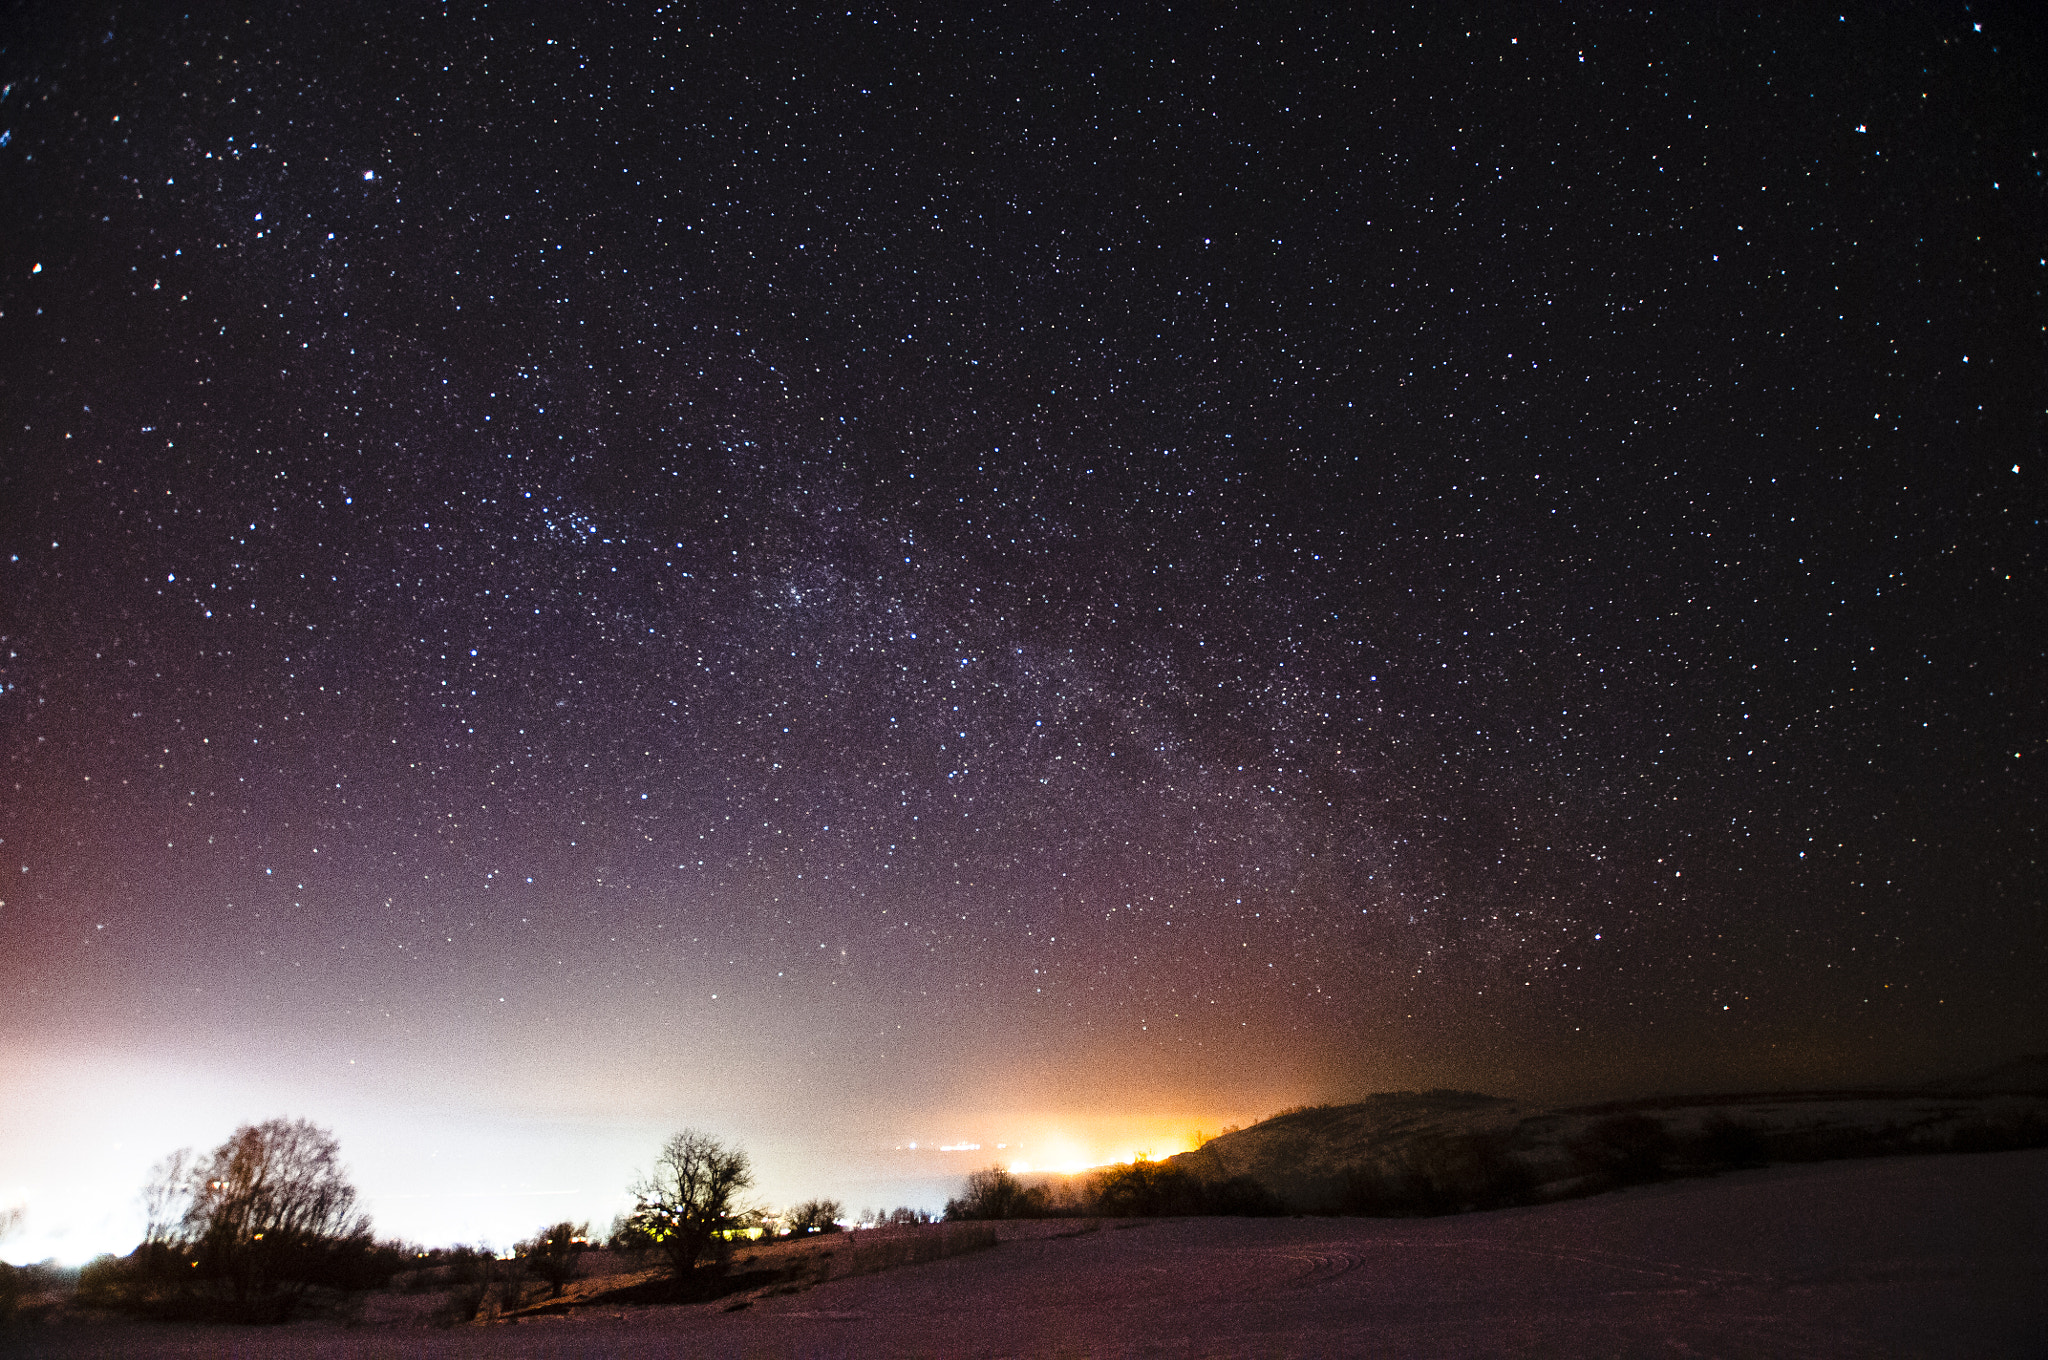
top-left (13, 1149), bottom-right (2047, 1359)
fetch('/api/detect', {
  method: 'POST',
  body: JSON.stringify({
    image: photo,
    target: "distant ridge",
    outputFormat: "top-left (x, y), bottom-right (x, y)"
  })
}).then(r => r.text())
top-left (1169, 1090), bottom-right (1530, 1208)
top-left (1924, 1053), bottom-right (2048, 1095)
top-left (1162, 1064), bottom-right (2048, 1214)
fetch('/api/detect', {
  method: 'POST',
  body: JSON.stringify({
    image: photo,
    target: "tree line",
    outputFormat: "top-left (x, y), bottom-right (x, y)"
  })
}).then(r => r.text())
top-left (943, 1160), bottom-right (1281, 1221)
top-left (53, 1118), bottom-right (844, 1323)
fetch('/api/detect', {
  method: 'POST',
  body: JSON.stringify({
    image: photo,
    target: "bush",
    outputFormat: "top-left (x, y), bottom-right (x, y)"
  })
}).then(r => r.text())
top-left (944, 1166), bottom-right (1048, 1220)
top-left (437, 1279), bottom-right (492, 1326)
top-left (605, 1212), bottom-right (657, 1253)
top-left (946, 1161), bottom-right (1283, 1222)
top-left (0, 1260), bottom-right (74, 1325)
top-left (515, 1222), bottom-right (588, 1297)
top-left (76, 1254), bottom-right (140, 1310)
top-left (437, 1245), bottom-right (498, 1286)
top-left (782, 1200), bottom-right (843, 1237)
top-left (0, 1207), bottom-right (21, 1323)
top-left (137, 1118), bottom-right (372, 1321)
top-left (1090, 1161), bottom-right (1206, 1217)
top-left (297, 1235), bottom-right (413, 1294)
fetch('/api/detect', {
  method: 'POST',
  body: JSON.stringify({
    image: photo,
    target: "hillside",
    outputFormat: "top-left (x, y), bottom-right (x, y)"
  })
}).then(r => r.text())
top-left (1168, 1090), bottom-right (1532, 1206)
top-left (1160, 1084), bottom-right (2048, 1212)
top-left (14, 1152), bottom-right (2046, 1357)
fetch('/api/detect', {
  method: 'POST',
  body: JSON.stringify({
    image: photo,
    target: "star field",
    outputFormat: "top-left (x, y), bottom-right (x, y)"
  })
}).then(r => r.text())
top-left (1, 4), bottom-right (2042, 1254)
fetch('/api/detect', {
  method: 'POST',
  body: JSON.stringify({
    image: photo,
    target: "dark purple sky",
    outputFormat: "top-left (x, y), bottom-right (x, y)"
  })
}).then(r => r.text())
top-left (2, 3), bottom-right (2041, 1259)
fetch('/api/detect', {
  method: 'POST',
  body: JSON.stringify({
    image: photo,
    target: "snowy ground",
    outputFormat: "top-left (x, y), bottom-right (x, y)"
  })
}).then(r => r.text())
top-left (14, 1148), bottom-right (2046, 1358)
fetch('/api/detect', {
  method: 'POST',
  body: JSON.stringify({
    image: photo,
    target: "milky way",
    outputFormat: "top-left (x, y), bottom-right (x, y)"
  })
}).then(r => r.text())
top-left (2, 5), bottom-right (2041, 1255)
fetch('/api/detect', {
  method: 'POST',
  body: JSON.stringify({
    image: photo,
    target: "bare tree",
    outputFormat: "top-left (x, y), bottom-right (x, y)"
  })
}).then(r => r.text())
top-left (514, 1221), bottom-right (588, 1297)
top-left (0, 1204), bottom-right (23, 1322)
top-left (783, 1198), bottom-right (843, 1236)
top-left (140, 1149), bottom-right (193, 1248)
top-left (605, 1209), bottom-right (654, 1253)
top-left (624, 1130), bottom-right (754, 1280)
top-left (169, 1118), bottom-right (370, 1317)
top-left (945, 1165), bottom-right (1044, 1220)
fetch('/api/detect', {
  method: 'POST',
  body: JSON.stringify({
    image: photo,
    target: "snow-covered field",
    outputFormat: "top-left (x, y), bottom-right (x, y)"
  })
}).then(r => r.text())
top-left (14, 1149), bottom-right (2046, 1358)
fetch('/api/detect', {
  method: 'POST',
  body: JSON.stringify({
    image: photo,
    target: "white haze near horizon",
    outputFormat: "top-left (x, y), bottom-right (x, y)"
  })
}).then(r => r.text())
top-left (0, 1048), bottom-right (1238, 1265)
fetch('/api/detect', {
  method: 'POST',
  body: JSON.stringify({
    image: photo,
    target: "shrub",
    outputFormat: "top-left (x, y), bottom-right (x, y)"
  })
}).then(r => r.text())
top-left (437, 1279), bottom-right (491, 1326)
top-left (1090, 1161), bottom-right (1204, 1217)
top-left (76, 1254), bottom-right (139, 1309)
top-left (782, 1200), bottom-right (844, 1237)
top-left (944, 1166), bottom-right (1048, 1220)
top-left (301, 1235), bottom-right (413, 1294)
top-left (605, 1212), bottom-right (657, 1253)
top-left (1089, 1161), bottom-right (1284, 1217)
top-left (0, 1207), bottom-right (20, 1323)
top-left (122, 1119), bottom-right (371, 1322)
top-left (515, 1222), bottom-right (588, 1297)
top-left (947, 1161), bottom-right (1282, 1222)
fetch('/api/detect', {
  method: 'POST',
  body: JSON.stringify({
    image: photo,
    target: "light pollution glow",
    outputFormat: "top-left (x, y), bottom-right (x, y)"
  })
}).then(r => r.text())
top-left (6, 0), bottom-right (2037, 1283)
top-left (0, 1049), bottom-right (1234, 1264)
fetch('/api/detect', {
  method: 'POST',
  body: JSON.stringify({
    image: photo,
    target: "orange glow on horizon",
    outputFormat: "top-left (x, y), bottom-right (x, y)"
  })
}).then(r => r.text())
top-left (972, 1114), bottom-right (1216, 1177)
top-left (893, 1111), bottom-right (1225, 1176)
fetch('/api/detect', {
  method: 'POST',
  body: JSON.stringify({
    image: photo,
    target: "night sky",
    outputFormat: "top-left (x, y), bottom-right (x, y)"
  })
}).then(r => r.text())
top-left (3, 4), bottom-right (2042, 1260)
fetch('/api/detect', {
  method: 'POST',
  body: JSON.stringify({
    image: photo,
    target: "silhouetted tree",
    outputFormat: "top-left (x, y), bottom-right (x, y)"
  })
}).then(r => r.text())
top-left (0, 1205), bottom-right (23, 1322)
top-left (515, 1221), bottom-right (588, 1297)
top-left (1093, 1160), bottom-right (1203, 1216)
top-left (144, 1118), bottom-right (370, 1319)
top-left (945, 1165), bottom-right (1048, 1220)
top-left (1088, 1161), bottom-right (1284, 1217)
top-left (605, 1210), bottom-right (656, 1253)
top-left (783, 1199), bottom-right (843, 1236)
top-left (140, 1150), bottom-right (193, 1248)
top-left (624, 1130), bottom-right (754, 1280)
